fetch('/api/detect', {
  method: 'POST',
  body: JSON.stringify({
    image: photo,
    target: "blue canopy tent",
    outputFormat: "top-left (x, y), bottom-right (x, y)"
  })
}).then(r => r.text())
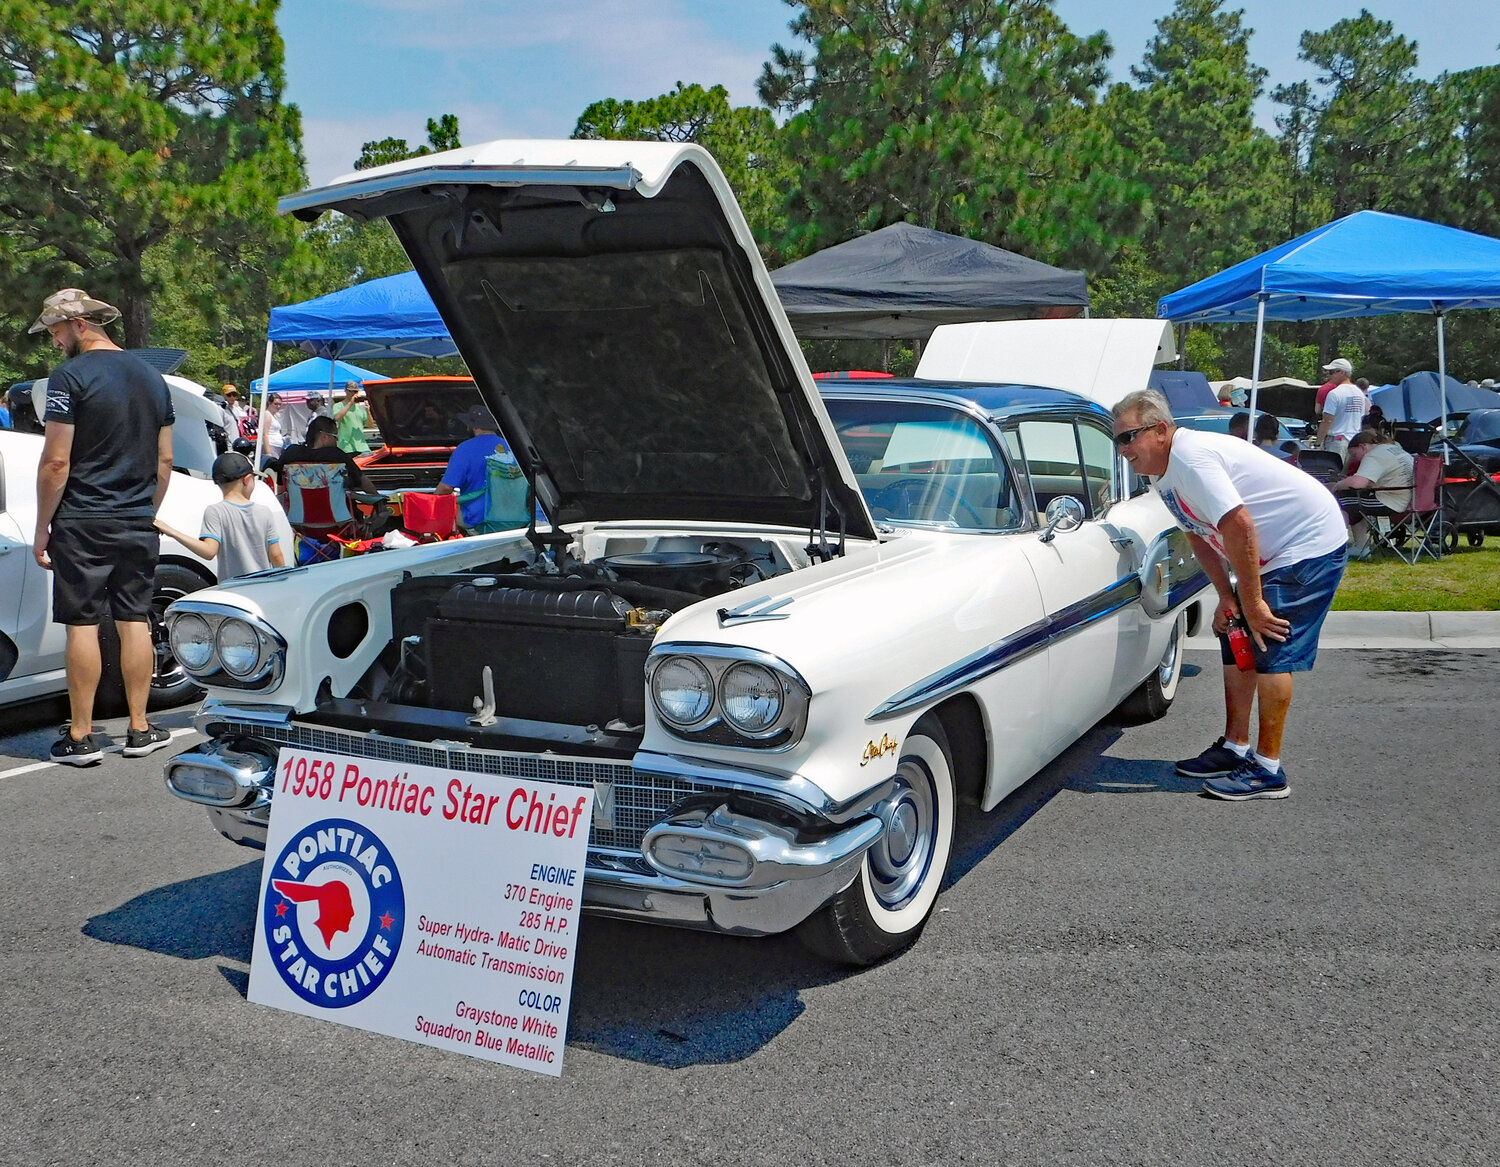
top-left (250, 356), bottom-right (382, 397)
top-left (1157, 210), bottom-right (1500, 443)
top-left (254, 271), bottom-right (457, 465)
top-left (266, 271), bottom-right (455, 361)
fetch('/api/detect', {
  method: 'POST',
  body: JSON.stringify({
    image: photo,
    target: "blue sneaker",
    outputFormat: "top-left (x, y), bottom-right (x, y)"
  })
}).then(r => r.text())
top-left (1203, 758), bottom-right (1290, 801)
top-left (1175, 737), bottom-right (1245, 779)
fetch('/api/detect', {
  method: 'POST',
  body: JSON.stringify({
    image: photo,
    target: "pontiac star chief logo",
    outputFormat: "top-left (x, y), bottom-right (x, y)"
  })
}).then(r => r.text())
top-left (263, 818), bottom-right (405, 1008)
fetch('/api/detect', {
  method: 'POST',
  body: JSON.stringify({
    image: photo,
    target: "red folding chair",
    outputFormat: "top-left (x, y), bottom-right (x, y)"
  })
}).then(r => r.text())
top-left (1371, 453), bottom-right (1443, 564)
top-left (278, 462), bottom-right (365, 562)
top-left (399, 490), bottom-right (459, 541)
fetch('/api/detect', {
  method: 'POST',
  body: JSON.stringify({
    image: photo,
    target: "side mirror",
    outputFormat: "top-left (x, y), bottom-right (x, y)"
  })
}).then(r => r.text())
top-left (1039, 495), bottom-right (1085, 543)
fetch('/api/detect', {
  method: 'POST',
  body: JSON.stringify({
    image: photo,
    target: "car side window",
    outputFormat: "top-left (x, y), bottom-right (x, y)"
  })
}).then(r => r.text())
top-left (1014, 420), bottom-right (1091, 518)
top-left (1077, 423), bottom-right (1117, 517)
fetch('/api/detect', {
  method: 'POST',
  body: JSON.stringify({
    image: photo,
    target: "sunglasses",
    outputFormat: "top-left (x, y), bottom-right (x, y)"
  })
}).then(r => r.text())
top-left (1112, 421), bottom-right (1163, 448)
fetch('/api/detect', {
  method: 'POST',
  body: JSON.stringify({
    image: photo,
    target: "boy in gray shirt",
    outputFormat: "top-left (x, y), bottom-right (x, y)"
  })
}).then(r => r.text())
top-left (156, 452), bottom-right (285, 579)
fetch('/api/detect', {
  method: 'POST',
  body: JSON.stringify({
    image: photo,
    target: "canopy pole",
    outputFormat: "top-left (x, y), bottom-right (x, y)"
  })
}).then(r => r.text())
top-left (1436, 309), bottom-right (1449, 464)
top-left (252, 338), bottom-right (273, 470)
top-left (1247, 295), bottom-right (1268, 432)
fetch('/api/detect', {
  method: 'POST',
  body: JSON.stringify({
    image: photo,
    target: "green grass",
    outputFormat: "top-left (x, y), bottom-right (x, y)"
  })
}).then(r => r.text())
top-left (1332, 540), bottom-right (1500, 610)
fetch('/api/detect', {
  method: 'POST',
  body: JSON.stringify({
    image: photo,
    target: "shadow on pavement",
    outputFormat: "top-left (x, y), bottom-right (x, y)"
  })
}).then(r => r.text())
top-left (83, 859), bottom-right (262, 963)
top-left (566, 918), bottom-right (853, 1068)
top-left (73, 706), bottom-right (1190, 1071)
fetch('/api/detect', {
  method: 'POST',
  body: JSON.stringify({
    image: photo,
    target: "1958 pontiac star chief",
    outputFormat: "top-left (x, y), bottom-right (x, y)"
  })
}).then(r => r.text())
top-left (162, 140), bottom-right (1206, 964)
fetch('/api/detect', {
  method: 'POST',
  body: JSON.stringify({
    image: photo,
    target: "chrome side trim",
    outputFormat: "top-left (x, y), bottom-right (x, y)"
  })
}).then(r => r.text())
top-left (869, 575), bottom-right (1144, 720)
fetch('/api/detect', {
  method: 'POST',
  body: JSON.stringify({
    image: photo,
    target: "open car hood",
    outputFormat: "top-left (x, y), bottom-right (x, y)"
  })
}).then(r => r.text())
top-left (362, 376), bottom-right (484, 448)
top-left (279, 140), bottom-right (875, 542)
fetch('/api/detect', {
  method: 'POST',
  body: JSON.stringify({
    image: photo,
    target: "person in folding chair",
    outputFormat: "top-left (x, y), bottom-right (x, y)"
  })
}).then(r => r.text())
top-left (1329, 430), bottom-right (1415, 560)
top-left (434, 405), bottom-right (530, 534)
top-left (266, 415), bottom-right (380, 560)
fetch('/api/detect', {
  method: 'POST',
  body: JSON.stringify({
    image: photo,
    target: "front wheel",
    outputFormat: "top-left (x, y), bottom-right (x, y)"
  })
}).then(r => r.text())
top-left (97, 562), bottom-right (210, 713)
top-left (796, 716), bottom-right (956, 965)
top-left (1120, 607), bottom-right (1186, 722)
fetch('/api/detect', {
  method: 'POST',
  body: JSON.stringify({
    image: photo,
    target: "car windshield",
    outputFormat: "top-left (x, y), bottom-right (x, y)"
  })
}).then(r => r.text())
top-left (823, 399), bottom-right (1019, 530)
top-left (1457, 409), bottom-right (1500, 445)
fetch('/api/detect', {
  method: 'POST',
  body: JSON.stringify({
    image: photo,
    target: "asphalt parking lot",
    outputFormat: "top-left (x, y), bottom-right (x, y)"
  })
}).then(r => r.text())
top-left (2, 649), bottom-right (1496, 1166)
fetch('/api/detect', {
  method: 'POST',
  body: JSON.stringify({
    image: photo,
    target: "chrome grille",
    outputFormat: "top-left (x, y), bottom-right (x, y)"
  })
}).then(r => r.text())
top-left (216, 720), bottom-right (712, 851)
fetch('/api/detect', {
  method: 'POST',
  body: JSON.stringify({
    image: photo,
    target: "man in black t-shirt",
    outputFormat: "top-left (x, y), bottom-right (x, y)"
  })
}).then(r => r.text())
top-left (29, 288), bottom-right (176, 765)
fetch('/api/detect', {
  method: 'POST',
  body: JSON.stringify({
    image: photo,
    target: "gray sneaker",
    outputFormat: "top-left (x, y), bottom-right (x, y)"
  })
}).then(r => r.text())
top-left (50, 733), bottom-right (104, 767)
top-left (1203, 758), bottom-right (1290, 801)
top-left (123, 725), bottom-right (172, 758)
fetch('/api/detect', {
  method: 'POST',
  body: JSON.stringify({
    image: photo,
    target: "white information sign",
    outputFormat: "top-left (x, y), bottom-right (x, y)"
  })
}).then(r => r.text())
top-left (248, 748), bottom-right (593, 1077)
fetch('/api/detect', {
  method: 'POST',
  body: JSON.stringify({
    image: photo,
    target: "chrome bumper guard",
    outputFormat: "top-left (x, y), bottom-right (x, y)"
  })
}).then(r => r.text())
top-left (171, 716), bottom-right (890, 936)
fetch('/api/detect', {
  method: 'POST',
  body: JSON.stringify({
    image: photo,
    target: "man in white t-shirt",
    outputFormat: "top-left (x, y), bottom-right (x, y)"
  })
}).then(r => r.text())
top-left (1315, 358), bottom-right (1368, 465)
top-left (1112, 390), bottom-right (1348, 801)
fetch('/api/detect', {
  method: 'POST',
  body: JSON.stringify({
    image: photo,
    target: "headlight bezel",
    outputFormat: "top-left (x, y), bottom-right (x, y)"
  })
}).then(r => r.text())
top-left (645, 645), bottom-right (810, 750)
top-left (163, 601), bottom-right (287, 690)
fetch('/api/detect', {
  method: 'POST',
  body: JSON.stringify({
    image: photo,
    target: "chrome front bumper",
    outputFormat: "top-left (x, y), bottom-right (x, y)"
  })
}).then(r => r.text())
top-left (166, 714), bottom-right (890, 937)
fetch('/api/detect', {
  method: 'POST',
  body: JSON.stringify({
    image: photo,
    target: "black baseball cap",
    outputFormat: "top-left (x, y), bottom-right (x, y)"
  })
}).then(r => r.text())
top-left (212, 451), bottom-right (254, 484)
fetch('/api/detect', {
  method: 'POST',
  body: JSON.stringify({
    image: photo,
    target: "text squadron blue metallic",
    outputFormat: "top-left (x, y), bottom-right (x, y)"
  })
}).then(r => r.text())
top-left (868, 573), bottom-right (1158, 721)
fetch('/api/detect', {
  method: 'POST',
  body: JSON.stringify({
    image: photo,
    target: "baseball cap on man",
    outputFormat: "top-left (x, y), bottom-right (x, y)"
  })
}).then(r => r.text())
top-left (1322, 358), bottom-right (1354, 376)
top-left (28, 288), bottom-right (122, 334)
top-left (211, 452), bottom-right (255, 484)
top-left (460, 405), bottom-right (499, 431)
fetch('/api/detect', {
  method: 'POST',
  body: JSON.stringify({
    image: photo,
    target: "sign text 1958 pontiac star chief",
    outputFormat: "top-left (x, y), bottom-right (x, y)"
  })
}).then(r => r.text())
top-left (162, 140), bottom-right (1205, 964)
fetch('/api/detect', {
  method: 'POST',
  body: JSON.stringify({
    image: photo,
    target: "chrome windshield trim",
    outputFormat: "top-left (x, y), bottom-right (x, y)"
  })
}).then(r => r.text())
top-left (869, 574), bottom-right (1144, 720)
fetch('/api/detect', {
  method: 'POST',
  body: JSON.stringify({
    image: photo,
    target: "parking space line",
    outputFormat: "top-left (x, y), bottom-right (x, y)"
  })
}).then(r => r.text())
top-left (0, 727), bottom-right (197, 781)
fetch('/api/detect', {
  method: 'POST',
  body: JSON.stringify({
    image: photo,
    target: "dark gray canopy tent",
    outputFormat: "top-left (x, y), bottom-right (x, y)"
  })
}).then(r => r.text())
top-left (769, 222), bottom-right (1089, 340)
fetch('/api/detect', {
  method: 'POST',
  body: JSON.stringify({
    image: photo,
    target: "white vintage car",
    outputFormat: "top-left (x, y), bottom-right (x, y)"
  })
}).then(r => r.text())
top-left (160, 141), bottom-right (1206, 964)
top-left (0, 377), bottom-right (293, 712)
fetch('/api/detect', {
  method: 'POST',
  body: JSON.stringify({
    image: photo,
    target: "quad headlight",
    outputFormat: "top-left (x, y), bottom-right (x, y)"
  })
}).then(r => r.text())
top-left (719, 662), bottom-right (783, 733)
top-left (164, 603), bottom-right (286, 689)
top-left (650, 656), bottom-right (715, 727)
top-left (216, 618), bottom-right (264, 677)
top-left (169, 613), bottom-right (216, 671)
top-left (646, 646), bottom-right (809, 749)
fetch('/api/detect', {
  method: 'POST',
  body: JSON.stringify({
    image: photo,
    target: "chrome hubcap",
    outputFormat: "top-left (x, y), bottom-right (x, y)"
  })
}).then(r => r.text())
top-left (869, 758), bottom-right (938, 910)
top-left (1157, 619), bottom-right (1181, 686)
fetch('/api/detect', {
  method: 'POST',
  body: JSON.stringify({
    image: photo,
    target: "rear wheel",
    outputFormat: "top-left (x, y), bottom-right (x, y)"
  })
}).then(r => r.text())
top-left (796, 716), bottom-right (955, 965)
top-left (1120, 608), bottom-right (1186, 722)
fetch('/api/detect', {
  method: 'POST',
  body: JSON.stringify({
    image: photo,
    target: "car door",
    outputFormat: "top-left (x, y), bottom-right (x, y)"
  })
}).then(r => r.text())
top-left (0, 444), bottom-right (65, 688)
top-left (1007, 415), bottom-right (1137, 753)
top-left (0, 462), bottom-right (26, 680)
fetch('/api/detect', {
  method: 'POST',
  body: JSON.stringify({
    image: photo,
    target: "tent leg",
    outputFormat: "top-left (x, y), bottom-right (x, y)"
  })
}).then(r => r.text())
top-left (1436, 311), bottom-right (1449, 464)
top-left (252, 338), bottom-right (273, 470)
top-left (1247, 296), bottom-right (1268, 431)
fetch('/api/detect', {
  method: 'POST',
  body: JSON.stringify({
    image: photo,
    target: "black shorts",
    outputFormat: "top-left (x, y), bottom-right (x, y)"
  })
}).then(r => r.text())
top-left (50, 516), bottom-right (159, 625)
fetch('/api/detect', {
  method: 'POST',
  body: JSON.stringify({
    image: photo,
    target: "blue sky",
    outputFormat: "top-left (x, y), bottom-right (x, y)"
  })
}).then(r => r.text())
top-left (282, 1), bottom-right (1500, 187)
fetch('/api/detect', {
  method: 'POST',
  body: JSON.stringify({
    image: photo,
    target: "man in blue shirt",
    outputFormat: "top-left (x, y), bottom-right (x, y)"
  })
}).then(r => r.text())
top-left (436, 405), bottom-right (506, 529)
